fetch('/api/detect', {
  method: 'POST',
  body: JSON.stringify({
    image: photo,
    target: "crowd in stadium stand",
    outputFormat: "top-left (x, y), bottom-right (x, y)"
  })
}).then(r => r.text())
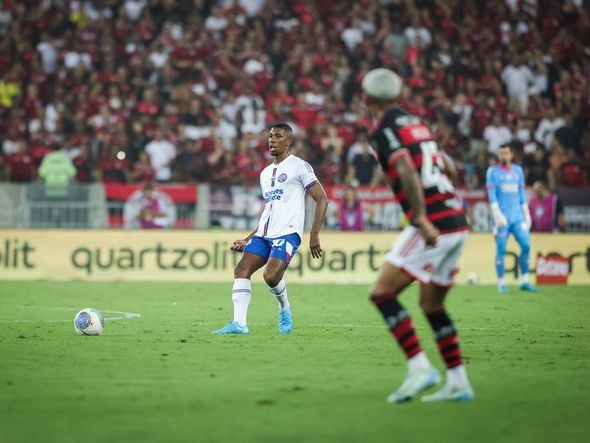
top-left (0, 0), bottom-right (589, 191)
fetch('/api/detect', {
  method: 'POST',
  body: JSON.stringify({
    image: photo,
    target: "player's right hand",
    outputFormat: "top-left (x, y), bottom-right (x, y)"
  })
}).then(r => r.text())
top-left (415, 216), bottom-right (439, 247)
top-left (230, 239), bottom-right (247, 252)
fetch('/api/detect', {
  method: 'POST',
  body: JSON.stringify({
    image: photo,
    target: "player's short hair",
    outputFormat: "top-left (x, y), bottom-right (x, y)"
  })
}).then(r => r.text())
top-left (271, 123), bottom-right (293, 134)
top-left (499, 143), bottom-right (512, 150)
top-left (362, 68), bottom-right (403, 101)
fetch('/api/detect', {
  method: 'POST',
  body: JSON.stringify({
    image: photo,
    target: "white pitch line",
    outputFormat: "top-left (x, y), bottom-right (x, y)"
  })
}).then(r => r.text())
top-left (0, 305), bottom-right (141, 324)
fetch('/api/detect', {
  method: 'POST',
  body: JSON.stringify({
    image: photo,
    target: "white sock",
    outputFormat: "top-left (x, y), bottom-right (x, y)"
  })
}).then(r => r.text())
top-left (498, 277), bottom-right (506, 287)
top-left (232, 278), bottom-right (251, 326)
top-left (268, 279), bottom-right (290, 309)
top-left (520, 273), bottom-right (529, 285)
top-left (446, 365), bottom-right (470, 388)
top-left (407, 351), bottom-right (431, 372)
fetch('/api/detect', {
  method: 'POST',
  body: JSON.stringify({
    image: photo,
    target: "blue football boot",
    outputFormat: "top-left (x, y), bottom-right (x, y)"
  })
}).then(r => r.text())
top-left (279, 308), bottom-right (293, 334)
top-left (211, 321), bottom-right (249, 335)
top-left (519, 282), bottom-right (539, 292)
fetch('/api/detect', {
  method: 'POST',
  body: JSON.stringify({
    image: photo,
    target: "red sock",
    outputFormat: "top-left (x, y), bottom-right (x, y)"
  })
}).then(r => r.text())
top-left (426, 309), bottom-right (463, 368)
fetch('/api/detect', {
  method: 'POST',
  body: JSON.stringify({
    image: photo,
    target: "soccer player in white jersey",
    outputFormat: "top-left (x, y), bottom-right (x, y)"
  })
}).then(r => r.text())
top-left (212, 123), bottom-right (328, 335)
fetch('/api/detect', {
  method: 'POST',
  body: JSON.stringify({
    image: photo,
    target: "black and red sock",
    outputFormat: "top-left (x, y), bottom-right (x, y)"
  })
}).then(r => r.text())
top-left (426, 309), bottom-right (463, 369)
top-left (371, 293), bottom-right (422, 359)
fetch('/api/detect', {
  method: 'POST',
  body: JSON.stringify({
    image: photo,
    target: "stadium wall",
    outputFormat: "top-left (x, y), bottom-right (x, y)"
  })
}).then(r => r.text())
top-left (0, 230), bottom-right (589, 285)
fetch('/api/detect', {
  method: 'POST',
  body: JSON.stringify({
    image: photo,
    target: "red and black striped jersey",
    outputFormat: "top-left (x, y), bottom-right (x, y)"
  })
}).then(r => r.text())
top-left (370, 107), bottom-right (468, 233)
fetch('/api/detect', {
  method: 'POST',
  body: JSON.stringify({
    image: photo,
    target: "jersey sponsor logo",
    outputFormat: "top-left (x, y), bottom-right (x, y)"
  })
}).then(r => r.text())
top-left (394, 115), bottom-right (421, 126)
top-left (264, 188), bottom-right (284, 202)
top-left (397, 124), bottom-right (433, 145)
top-left (278, 173), bottom-right (287, 183)
top-left (500, 183), bottom-right (519, 193)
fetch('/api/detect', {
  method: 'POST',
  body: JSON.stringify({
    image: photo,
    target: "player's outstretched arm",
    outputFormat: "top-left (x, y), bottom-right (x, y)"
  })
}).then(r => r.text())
top-left (307, 181), bottom-right (328, 259)
top-left (394, 153), bottom-right (439, 246)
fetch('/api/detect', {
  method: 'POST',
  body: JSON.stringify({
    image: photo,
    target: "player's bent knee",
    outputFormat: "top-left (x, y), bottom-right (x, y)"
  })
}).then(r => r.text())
top-left (234, 270), bottom-right (250, 279)
top-left (263, 272), bottom-right (282, 288)
top-left (265, 277), bottom-right (281, 288)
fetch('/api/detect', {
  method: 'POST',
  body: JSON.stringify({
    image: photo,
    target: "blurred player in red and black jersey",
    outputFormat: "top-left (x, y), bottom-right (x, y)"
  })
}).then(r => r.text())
top-left (362, 68), bottom-right (473, 403)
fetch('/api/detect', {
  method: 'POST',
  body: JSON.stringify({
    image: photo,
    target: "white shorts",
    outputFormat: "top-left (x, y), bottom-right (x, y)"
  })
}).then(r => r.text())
top-left (384, 226), bottom-right (468, 287)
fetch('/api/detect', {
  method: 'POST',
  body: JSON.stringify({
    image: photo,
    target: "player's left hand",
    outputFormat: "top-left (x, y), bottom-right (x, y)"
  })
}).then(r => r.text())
top-left (521, 204), bottom-right (532, 231)
top-left (309, 232), bottom-right (323, 259)
top-left (522, 220), bottom-right (531, 231)
top-left (522, 213), bottom-right (532, 231)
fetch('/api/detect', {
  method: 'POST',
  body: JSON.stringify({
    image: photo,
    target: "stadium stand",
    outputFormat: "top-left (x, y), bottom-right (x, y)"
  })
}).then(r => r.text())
top-left (0, 0), bottom-right (589, 229)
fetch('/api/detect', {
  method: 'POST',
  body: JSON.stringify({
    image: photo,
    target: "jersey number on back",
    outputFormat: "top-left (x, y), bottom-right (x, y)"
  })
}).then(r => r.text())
top-left (419, 141), bottom-right (454, 194)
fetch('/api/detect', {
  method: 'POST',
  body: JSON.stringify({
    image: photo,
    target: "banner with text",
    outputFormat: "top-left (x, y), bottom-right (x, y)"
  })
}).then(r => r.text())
top-left (0, 230), bottom-right (588, 284)
top-left (324, 185), bottom-right (493, 232)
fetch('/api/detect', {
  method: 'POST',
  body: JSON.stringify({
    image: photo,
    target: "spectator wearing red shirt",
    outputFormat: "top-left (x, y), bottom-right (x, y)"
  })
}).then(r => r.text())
top-left (98, 145), bottom-right (129, 184)
top-left (234, 138), bottom-right (264, 186)
top-left (73, 144), bottom-right (95, 183)
top-left (0, 0), bottom-right (588, 192)
top-left (558, 149), bottom-right (587, 188)
top-left (6, 141), bottom-right (36, 182)
top-left (136, 87), bottom-right (160, 116)
top-left (210, 151), bottom-right (240, 185)
top-left (291, 93), bottom-right (317, 131)
top-left (265, 80), bottom-right (295, 114)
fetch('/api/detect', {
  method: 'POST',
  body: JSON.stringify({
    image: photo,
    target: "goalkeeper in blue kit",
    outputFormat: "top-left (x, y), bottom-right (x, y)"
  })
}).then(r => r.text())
top-left (486, 144), bottom-right (538, 293)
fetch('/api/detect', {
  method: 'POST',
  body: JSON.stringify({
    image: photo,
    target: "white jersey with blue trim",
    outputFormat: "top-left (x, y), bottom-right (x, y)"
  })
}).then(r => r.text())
top-left (255, 154), bottom-right (318, 240)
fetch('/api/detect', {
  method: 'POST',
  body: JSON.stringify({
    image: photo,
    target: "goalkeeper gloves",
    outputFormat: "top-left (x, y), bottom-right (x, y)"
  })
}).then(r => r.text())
top-left (491, 202), bottom-right (507, 228)
top-left (521, 203), bottom-right (532, 230)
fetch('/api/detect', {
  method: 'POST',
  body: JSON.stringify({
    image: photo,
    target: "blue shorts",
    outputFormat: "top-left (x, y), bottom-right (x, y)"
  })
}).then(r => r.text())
top-left (243, 233), bottom-right (301, 265)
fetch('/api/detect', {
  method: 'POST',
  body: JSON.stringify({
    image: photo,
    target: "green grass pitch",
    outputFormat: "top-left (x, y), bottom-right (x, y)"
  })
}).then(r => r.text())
top-left (0, 281), bottom-right (588, 443)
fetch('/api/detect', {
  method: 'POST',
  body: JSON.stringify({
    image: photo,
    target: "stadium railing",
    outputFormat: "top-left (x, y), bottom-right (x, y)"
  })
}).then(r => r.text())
top-left (1, 183), bottom-right (589, 232)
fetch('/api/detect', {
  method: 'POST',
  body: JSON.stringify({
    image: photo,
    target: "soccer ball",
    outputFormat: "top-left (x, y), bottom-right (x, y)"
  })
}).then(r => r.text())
top-left (74, 308), bottom-right (104, 336)
top-left (466, 273), bottom-right (480, 285)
